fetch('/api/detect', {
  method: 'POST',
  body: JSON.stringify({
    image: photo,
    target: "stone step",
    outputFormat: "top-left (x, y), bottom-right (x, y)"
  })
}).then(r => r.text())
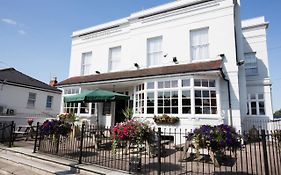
top-left (0, 146), bottom-right (126, 175)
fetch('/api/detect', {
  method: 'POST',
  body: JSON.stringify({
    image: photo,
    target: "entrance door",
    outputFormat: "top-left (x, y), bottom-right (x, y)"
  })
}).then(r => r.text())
top-left (115, 100), bottom-right (127, 124)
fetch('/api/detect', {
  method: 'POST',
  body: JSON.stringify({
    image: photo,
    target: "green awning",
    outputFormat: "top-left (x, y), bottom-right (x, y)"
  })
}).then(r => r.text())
top-left (64, 88), bottom-right (129, 103)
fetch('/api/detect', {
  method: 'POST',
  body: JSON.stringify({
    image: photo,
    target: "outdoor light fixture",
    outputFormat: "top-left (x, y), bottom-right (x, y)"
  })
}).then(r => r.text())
top-left (95, 71), bottom-right (100, 74)
top-left (163, 53), bottom-right (168, 57)
top-left (237, 60), bottom-right (245, 66)
top-left (134, 63), bottom-right (140, 69)
top-left (219, 53), bottom-right (225, 58)
top-left (173, 57), bottom-right (178, 64)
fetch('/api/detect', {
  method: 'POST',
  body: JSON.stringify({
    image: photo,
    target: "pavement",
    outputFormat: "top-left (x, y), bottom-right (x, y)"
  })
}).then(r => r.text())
top-left (0, 142), bottom-right (129, 175)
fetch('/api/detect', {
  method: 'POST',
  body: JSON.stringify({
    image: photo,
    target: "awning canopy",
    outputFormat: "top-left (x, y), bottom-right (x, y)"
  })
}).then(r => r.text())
top-left (64, 88), bottom-right (129, 103)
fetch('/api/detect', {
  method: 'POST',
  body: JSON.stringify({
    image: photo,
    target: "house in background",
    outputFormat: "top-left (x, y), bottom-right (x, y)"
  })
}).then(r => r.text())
top-left (57, 0), bottom-right (273, 131)
top-left (0, 68), bottom-right (61, 125)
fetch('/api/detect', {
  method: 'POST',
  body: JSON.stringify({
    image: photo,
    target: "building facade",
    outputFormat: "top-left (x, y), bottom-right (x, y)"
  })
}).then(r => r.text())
top-left (0, 68), bottom-right (61, 125)
top-left (58, 0), bottom-right (272, 131)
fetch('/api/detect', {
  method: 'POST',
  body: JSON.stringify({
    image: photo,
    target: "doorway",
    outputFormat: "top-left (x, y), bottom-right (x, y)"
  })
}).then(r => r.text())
top-left (115, 100), bottom-right (127, 124)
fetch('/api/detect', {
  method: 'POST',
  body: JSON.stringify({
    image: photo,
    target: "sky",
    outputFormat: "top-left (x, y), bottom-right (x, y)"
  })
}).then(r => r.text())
top-left (0, 0), bottom-right (281, 111)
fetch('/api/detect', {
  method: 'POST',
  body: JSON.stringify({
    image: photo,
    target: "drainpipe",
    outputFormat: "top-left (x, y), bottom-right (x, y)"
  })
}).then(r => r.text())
top-left (220, 68), bottom-right (233, 126)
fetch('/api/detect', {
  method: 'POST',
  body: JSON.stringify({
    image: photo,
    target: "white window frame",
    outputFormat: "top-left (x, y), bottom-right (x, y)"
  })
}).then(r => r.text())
top-left (81, 52), bottom-right (92, 76)
top-left (147, 36), bottom-right (163, 67)
top-left (46, 95), bottom-right (53, 109)
top-left (190, 28), bottom-right (209, 61)
top-left (63, 87), bottom-right (80, 95)
top-left (109, 46), bottom-right (122, 72)
top-left (244, 52), bottom-right (258, 76)
top-left (27, 92), bottom-right (36, 108)
top-left (247, 93), bottom-right (265, 116)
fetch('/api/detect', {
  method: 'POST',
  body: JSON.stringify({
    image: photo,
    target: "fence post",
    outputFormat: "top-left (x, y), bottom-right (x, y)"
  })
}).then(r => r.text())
top-left (8, 121), bottom-right (14, 147)
top-left (157, 127), bottom-right (161, 175)
top-left (261, 130), bottom-right (270, 175)
top-left (55, 135), bottom-right (60, 154)
top-left (79, 123), bottom-right (85, 164)
top-left (33, 122), bottom-right (40, 153)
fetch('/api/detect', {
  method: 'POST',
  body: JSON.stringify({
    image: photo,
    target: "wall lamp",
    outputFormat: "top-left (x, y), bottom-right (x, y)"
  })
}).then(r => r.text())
top-left (163, 53), bottom-right (168, 57)
top-left (95, 71), bottom-right (100, 74)
top-left (134, 63), bottom-right (140, 69)
top-left (219, 53), bottom-right (225, 59)
top-left (237, 60), bottom-right (245, 66)
top-left (173, 57), bottom-right (178, 64)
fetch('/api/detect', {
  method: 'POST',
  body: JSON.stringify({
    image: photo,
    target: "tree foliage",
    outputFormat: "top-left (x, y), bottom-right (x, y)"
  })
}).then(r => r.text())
top-left (274, 109), bottom-right (281, 116)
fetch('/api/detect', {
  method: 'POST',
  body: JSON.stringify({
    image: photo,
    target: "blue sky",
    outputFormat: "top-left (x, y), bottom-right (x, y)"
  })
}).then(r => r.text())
top-left (0, 0), bottom-right (281, 111)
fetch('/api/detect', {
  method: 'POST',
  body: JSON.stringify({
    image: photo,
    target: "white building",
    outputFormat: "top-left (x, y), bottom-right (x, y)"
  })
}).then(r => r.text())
top-left (58, 0), bottom-right (273, 131)
top-left (0, 68), bottom-right (61, 125)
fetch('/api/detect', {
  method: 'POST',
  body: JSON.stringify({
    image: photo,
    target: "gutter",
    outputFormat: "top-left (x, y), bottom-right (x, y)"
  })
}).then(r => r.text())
top-left (220, 67), bottom-right (233, 126)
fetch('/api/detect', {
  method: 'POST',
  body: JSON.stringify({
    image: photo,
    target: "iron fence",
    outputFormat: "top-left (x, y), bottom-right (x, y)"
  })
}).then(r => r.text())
top-left (0, 121), bottom-right (14, 147)
top-left (34, 125), bottom-right (281, 175)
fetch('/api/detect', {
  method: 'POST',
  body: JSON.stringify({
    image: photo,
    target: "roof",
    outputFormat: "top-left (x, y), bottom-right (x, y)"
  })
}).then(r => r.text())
top-left (0, 68), bottom-right (61, 93)
top-left (58, 59), bottom-right (222, 86)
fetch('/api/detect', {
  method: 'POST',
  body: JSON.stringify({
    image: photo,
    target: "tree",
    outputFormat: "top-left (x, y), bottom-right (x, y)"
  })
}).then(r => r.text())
top-left (274, 109), bottom-right (281, 116)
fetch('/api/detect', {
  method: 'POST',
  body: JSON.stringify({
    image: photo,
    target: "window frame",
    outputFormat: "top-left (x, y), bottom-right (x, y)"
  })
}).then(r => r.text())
top-left (247, 93), bottom-right (265, 116)
top-left (81, 52), bottom-right (92, 76)
top-left (46, 95), bottom-right (53, 109)
top-left (109, 46), bottom-right (122, 72)
top-left (190, 27), bottom-right (209, 61)
top-left (27, 92), bottom-right (36, 108)
top-left (244, 52), bottom-right (258, 76)
top-left (147, 36), bottom-right (163, 67)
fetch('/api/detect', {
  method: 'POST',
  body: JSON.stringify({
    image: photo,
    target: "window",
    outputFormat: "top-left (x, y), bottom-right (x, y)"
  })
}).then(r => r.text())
top-left (64, 88), bottom-right (79, 95)
top-left (147, 36), bottom-right (163, 67)
top-left (64, 102), bottom-right (78, 113)
top-left (248, 93), bottom-right (265, 115)
top-left (46, 96), bottom-right (53, 109)
top-left (27, 92), bottom-right (36, 108)
top-left (81, 52), bottom-right (92, 75)
top-left (135, 84), bottom-right (144, 114)
top-left (244, 52), bottom-right (258, 76)
top-left (190, 28), bottom-right (209, 60)
top-left (158, 91), bottom-right (178, 114)
top-left (103, 102), bottom-right (111, 115)
top-left (194, 79), bottom-right (217, 114)
top-left (109, 46), bottom-right (121, 71)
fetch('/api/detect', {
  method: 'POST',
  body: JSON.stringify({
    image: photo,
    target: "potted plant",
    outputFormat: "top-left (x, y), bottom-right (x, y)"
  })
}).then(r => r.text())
top-left (122, 107), bottom-right (133, 121)
top-left (153, 114), bottom-right (179, 125)
top-left (111, 120), bottom-right (152, 154)
top-left (188, 124), bottom-right (241, 166)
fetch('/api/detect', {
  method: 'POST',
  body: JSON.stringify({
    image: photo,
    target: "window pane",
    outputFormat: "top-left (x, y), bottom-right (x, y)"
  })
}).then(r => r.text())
top-left (210, 91), bottom-right (216, 97)
top-left (164, 81), bottom-right (170, 88)
top-left (258, 94), bottom-right (264, 100)
top-left (195, 99), bottom-right (202, 105)
top-left (251, 108), bottom-right (257, 115)
top-left (158, 82), bottom-right (164, 89)
top-left (164, 107), bottom-right (170, 114)
top-left (211, 107), bottom-right (217, 114)
top-left (182, 90), bottom-right (190, 98)
top-left (259, 102), bottom-right (264, 108)
top-left (158, 107), bottom-right (163, 114)
top-left (195, 90), bottom-right (201, 97)
top-left (202, 80), bottom-right (208, 87)
top-left (171, 80), bottom-right (178, 88)
top-left (182, 79), bottom-right (190, 87)
top-left (194, 79), bottom-right (201, 87)
top-left (251, 102), bottom-right (256, 107)
top-left (195, 107), bottom-right (202, 114)
top-left (182, 99), bottom-right (191, 105)
top-left (203, 91), bottom-right (209, 97)
top-left (172, 107), bottom-right (178, 114)
top-left (147, 82), bottom-right (154, 89)
top-left (259, 108), bottom-right (265, 115)
top-left (147, 107), bottom-right (154, 114)
top-left (209, 80), bottom-right (215, 87)
top-left (183, 107), bottom-right (191, 114)
top-left (203, 107), bottom-right (210, 114)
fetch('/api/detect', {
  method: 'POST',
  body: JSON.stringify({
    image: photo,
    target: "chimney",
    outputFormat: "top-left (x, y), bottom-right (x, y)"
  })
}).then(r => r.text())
top-left (49, 77), bottom-right (58, 87)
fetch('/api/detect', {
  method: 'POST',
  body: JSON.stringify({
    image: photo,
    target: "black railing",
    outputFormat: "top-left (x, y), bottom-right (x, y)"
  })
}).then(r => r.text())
top-left (34, 125), bottom-right (281, 175)
top-left (0, 121), bottom-right (14, 147)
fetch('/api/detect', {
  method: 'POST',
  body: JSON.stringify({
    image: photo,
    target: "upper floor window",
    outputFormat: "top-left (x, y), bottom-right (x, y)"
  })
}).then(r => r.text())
top-left (46, 96), bottom-right (53, 109)
top-left (244, 52), bottom-right (258, 76)
top-left (27, 92), bottom-right (36, 108)
top-left (64, 88), bottom-right (79, 95)
top-left (81, 52), bottom-right (92, 76)
top-left (190, 28), bottom-right (209, 60)
top-left (147, 36), bottom-right (163, 67)
top-left (109, 46), bottom-right (121, 71)
top-left (247, 93), bottom-right (265, 115)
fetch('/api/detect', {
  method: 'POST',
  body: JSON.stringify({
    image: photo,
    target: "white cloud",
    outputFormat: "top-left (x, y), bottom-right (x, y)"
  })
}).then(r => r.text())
top-left (1, 18), bottom-right (17, 25)
top-left (18, 30), bottom-right (26, 35)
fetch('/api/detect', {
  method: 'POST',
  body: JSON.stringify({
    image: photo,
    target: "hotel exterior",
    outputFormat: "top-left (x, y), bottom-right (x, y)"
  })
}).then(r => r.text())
top-left (58, 0), bottom-right (273, 132)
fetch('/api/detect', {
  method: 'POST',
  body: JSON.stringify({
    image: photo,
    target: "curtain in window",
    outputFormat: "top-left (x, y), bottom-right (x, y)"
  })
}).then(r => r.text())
top-left (191, 28), bottom-right (209, 60)
top-left (81, 52), bottom-right (92, 75)
top-left (109, 46), bottom-right (121, 71)
top-left (147, 37), bottom-right (162, 67)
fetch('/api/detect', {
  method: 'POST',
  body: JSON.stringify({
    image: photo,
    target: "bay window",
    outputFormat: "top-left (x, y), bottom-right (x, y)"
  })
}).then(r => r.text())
top-left (134, 78), bottom-right (218, 117)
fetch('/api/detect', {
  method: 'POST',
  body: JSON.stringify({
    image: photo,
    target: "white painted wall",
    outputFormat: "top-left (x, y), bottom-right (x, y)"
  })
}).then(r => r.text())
top-left (0, 84), bottom-right (61, 125)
